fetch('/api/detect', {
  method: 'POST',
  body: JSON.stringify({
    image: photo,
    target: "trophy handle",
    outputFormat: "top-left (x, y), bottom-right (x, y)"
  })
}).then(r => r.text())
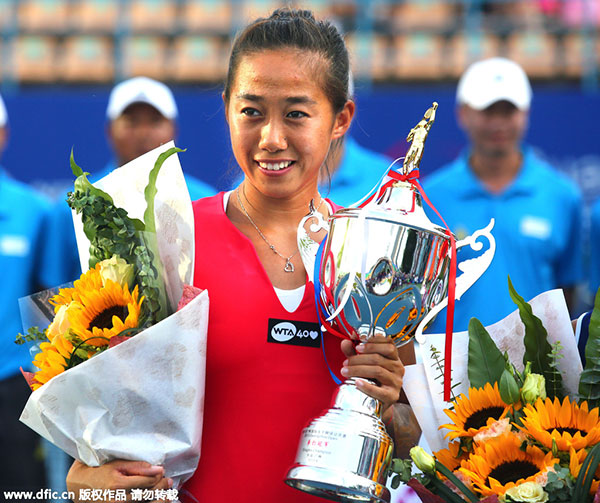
top-left (414, 218), bottom-right (496, 343)
top-left (297, 201), bottom-right (331, 283)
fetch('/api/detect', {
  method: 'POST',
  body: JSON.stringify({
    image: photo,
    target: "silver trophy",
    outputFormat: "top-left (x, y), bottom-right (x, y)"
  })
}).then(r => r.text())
top-left (285, 103), bottom-right (496, 502)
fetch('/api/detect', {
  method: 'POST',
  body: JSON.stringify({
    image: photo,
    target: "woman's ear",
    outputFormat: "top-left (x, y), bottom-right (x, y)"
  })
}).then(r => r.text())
top-left (222, 92), bottom-right (229, 124)
top-left (332, 100), bottom-right (355, 140)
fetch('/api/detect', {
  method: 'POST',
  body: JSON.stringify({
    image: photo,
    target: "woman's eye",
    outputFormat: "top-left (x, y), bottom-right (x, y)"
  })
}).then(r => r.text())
top-left (287, 110), bottom-right (308, 119)
top-left (241, 108), bottom-right (260, 117)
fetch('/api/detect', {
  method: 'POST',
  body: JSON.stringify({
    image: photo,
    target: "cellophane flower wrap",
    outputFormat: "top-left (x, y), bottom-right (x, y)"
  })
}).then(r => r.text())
top-left (392, 279), bottom-right (600, 503)
top-left (17, 141), bottom-right (208, 490)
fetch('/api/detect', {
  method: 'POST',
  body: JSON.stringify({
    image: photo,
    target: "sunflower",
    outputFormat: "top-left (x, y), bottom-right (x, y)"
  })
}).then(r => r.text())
top-left (569, 447), bottom-right (600, 494)
top-left (50, 265), bottom-right (104, 309)
top-left (458, 432), bottom-right (558, 497)
top-left (68, 280), bottom-right (143, 347)
top-left (31, 335), bottom-right (74, 390)
top-left (434, 441), bottom-right (467, 472)
top-left (517, 396), bottom-right (600, 452)
top-left (441, 382), bottom-right (512, 440)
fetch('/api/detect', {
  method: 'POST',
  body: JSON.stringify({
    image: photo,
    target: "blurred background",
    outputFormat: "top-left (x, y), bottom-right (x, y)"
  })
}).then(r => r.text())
top-left (0, 0), bottom-right (598, 238)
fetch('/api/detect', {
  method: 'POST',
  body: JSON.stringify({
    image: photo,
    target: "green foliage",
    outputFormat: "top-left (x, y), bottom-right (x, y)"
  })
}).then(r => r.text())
top-left (573, 443), bottom-right (600, 503)
top-left (508, 276), bottom-right (565, 400)
top-left (15, 326), bottom-right (47, 345)
top-left (499, 366), bottom-right (521, 404)
top-left (388, 458), bottom-right (413, 488)
top-left (467, 317), bottom-right (505, 389)
top-left (579, 287), bottom-right (600, 409)
top-left (544, 465), bottom-right (576, 503)
top-left (67, 149), bottom-right (183, 326)
top-left (429, 345), bottom-right (460, 403)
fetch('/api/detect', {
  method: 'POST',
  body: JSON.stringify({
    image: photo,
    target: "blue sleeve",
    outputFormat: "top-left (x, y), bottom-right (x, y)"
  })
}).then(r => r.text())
top-left (589, 200), bottom-right (600, 294)
top-left (555, 186), bottom-right (583, 287)
top-left (39, 196), bottom-right (83, 288)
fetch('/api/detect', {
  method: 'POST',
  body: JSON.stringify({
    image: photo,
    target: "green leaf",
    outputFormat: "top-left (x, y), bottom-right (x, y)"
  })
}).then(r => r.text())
top-left (70, 148), bottom-right (84, 177)
top-left (508, 276), bottom-right (564, 400)
top-left (579, 287), bottom-right (600, 408)
top-left (467, 317), bottom-right (505, 389)
top-left (143, 146), bottom-right (185, 234)
top-left (15, 326), bottom-right (47, 345)
top-left (499, 368), bottom-right (521, 404)
top-left (573, 442), bottom-right (600, 502)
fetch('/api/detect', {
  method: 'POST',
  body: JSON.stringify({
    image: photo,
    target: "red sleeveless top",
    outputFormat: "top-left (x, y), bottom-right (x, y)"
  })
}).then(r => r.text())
top-left (183, 193), bottom-right (344, 502)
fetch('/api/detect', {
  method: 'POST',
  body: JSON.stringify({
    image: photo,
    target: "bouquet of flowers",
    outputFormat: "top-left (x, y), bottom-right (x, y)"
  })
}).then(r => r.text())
top-left (16, 141), bottom-right (208, 490)
top-left (392, 280), bottom-right (600, 502)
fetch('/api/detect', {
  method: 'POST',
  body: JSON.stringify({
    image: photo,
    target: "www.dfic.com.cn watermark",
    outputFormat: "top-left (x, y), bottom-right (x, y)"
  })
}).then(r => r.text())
top-left (3, 488), bottom-right (179, 501)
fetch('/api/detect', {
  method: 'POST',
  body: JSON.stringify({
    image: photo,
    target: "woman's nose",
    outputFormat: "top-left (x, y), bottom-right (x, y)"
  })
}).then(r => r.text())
top-left (259, 120), bottom-right (287, 152)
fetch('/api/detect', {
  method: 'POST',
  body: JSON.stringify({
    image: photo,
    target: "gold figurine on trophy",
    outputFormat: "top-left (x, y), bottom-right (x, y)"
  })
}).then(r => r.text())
top-left (403, 102), bottom-right (438, 173)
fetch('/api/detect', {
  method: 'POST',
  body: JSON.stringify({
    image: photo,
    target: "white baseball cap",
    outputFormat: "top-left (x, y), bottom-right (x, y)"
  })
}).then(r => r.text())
top-left (106, 76), bottom-right (178, 120)
top-left (0, 93), bottom-right (7, 127)
top-left (456, 57), bottom-right (532, 111)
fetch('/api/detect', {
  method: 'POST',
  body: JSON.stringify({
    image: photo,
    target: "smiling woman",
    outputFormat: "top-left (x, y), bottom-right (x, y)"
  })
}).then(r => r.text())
top-left (66, 8), bottom-right (419, 503)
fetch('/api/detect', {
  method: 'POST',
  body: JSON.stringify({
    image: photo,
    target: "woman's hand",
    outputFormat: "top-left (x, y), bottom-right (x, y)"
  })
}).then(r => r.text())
top-left (67, 459), bottom-right (171, 502)
top-left (340, 335), bottom-right (412, 411)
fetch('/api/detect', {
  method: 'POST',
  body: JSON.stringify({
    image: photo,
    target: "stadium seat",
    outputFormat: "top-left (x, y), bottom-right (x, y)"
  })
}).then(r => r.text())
top-left (0, 0), bottom-right (16, 31)
top-left (389, 0), bottom-right (457, 33)
top-left (127, 0), bottom-right (178, 33)
top-left (171, 35), bottom-right (226, 82)
top-left (241, 0), bottom-right (281, 24)
top-left (60, 35), bottom-right (114, 82)
top-left (179, 0), bottom-right (232, 33)
top-left (69, 0), bottom-right (120, 33)
top-left (505, 31), bottom-right (558, 78)
top-left (17, 0), bottom-right (69, 33)
top-left (391, 32), bottom-right (445, 80)
top-left (11, 35), bottom-right (58, 82)
top-left (120, 35), bottom-right (169, 80)
top-left (445, 32), bottom-right (503, 78)
top-left (345, 33), bottom-right (390, 81)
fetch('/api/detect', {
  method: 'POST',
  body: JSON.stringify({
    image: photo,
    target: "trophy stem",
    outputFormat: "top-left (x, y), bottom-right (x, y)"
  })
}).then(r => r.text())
top-left (285, 378), bottom-right (393, 502)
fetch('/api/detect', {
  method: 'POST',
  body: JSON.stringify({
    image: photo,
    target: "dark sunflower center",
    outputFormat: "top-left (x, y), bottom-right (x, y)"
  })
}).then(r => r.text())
top-left (488, 460), bottom-right (539, 486)
top-left (553, 427), bottom-right (586, 437)
top-left (90, 305), bottom-right (128, 330)
top-left (464, 406), bottom-right (505, 431)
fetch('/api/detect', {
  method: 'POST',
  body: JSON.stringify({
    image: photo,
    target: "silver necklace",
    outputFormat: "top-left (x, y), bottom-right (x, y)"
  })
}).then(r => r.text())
top-left (237, 187), bottom-right (323, 273)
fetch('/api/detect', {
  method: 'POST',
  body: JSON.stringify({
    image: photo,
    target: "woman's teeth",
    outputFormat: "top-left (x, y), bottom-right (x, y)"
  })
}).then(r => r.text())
top-left (258, 161), bottom-right (292, 171)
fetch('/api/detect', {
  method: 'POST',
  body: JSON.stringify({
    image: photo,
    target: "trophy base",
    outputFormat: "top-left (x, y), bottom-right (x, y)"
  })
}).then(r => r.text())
top-left (285, 379), bottom-right (393, 503)
top-left (285, 465), bottom-right (390, 502)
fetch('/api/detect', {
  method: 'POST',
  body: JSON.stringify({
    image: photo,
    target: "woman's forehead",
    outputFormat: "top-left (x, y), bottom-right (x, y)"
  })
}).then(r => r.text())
top-left (232, 48), bottom-right (327, 89)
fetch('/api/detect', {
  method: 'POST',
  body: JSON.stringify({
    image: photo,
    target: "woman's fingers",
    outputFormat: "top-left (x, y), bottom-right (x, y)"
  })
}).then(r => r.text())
top-left (67, 459), bottom-right (169, 502)
top-left (340, 335), bottom-right (404, 409)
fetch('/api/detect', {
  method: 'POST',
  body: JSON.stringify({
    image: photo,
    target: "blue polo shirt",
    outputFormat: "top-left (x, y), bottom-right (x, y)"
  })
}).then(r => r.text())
top-left (48, 162), bottom-right (216, 285)
top-left (422, 147), bottom-right (583, 333)
top-left (588, 199), bottom-right (600, 295)
top-left (0, 168), bottom-right (56, 380)
top-left (322, 137), bottom-right (393, 207)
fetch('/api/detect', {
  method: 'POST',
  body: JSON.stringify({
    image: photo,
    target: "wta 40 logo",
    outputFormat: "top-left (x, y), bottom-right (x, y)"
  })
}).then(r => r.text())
top-left (267, 319), bottom-right (321, 348)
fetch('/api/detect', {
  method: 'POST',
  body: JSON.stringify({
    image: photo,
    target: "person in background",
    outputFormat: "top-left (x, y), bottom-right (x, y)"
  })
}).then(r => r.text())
top-left (0, 91), bottom-right (52, 493)
top-left (49, 76), bottom-right (216, 285)
top-left (319, 76), bottom-right (392, 207)
top-left (423, 57), bottom-right (583, 333)
top-left (321, 135), bottom-right (393, 207)
top-left (588, 202), bottom-right (600, 298)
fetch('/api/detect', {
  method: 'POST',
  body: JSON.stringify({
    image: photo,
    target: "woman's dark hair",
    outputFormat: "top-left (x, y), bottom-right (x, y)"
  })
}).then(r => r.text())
top-left (223, 7), bottom-right (351, 115)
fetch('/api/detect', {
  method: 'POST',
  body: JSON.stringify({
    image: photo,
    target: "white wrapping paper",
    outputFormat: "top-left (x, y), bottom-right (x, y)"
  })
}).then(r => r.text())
top-left (403, 289), bottom-right (582, 453)
top-left (20, 142), bottom-right (206, 489)
top-left (20, 291), bottom-right (209, 487)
